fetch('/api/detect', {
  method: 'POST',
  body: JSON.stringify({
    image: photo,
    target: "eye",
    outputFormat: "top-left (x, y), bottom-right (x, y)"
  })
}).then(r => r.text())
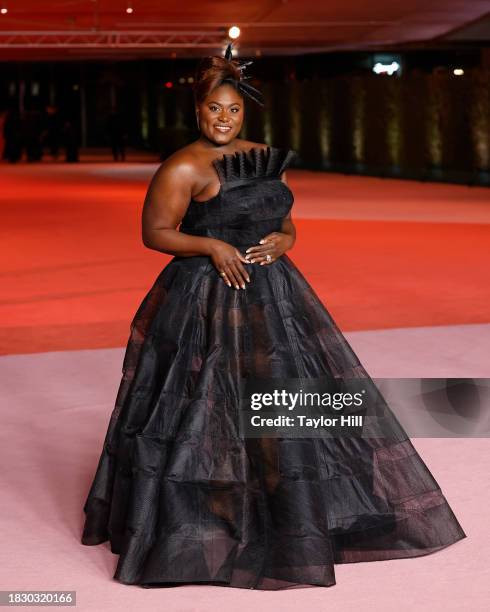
top-left (231, 108), bottom-right (240, 113)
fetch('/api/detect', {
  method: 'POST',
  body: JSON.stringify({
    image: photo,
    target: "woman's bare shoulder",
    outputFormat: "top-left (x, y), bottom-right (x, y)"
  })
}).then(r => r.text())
top-left (161, 145), bottom-right (199, 167)
top-left (151, 146), bottom-right (202, 186)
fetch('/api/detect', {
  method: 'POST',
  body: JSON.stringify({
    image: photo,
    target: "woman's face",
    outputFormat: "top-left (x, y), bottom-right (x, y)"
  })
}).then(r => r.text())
top-left (196, 83), bottom-right (244, 145)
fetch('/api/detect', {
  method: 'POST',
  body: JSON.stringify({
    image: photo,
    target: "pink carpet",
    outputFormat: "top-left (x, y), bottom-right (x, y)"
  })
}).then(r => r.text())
top-left (0, 162), bottom-right (488, 610)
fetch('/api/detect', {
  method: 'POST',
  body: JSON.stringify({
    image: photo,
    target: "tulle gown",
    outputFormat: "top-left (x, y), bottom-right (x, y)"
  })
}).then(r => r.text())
top-left (81, 145), bottom-right (466, 590)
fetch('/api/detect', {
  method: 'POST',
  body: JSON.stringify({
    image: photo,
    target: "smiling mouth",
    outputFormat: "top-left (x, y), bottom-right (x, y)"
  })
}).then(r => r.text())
top-left (214, 125), bottom-right (232, 132)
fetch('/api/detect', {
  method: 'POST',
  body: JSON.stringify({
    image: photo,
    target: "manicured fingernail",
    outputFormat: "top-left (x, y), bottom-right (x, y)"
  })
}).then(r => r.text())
top-left (260, 261), bottom-right (265, 265)
top-left (227, 282), bottom-right (231, 287)
top-left (245, 248), bottom-right (251, 253)
top-left (235, 284), bottom-right (239, 289)
top-left (259, 239), bottom-right (265, 244)
top-left (241, 284), bottom-right (245, 289)
top-left (250, 259), bottom-right (255, 263)
top-left (246, 277), bottom-right (250, 283)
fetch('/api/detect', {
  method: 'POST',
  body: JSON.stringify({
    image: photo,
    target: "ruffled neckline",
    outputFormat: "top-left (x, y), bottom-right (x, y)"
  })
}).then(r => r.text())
top-left (189, 145), bottom-right (297, 206)
top-left (212, 145), bottom-right (297, 186)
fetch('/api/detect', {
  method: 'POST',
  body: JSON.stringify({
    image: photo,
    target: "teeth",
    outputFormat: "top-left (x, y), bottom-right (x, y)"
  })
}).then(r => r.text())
top-left (215, 126), bottom-right (231, 131)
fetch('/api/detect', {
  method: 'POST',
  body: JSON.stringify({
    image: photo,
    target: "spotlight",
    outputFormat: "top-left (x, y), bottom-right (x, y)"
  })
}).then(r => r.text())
top-left (453, 68), bottom-right (464, 76)
top-left (126, 3), bottom-right (133, 14)
top-left (373, 61), bottom-right (400, 76)
top-left (164, 81), bottom-right (173, 88)
top-left (0, 7), bottom-right (7, 15)
top-left (228, 26), bottom-right (240, 39)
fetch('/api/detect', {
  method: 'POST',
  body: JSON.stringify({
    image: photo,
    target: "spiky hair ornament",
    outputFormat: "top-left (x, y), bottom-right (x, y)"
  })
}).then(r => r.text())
top-left (220, 42), bottom-right (264, 106)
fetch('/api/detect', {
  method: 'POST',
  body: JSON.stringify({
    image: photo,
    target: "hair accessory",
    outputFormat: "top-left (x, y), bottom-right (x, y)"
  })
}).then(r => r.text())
top-left (220, 42), bottom-right (264, 107)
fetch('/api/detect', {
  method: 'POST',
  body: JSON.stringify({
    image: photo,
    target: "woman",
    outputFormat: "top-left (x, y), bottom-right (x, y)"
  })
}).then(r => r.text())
top-left (81, 44), bottom-right (466, 590)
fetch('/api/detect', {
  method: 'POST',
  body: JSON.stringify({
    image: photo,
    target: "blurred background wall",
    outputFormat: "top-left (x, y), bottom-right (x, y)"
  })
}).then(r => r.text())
top-left (1, 1), bottom-right (489, 185)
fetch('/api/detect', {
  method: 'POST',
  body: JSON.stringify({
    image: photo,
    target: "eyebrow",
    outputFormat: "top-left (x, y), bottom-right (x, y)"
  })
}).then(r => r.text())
top-left (208, 101), bottom-right (241, 107)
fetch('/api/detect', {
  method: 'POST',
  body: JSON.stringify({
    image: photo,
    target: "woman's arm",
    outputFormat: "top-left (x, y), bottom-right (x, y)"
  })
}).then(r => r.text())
top-left (280, 212), bottom-right (296, 252)
top-left (142, 157), bottom-right (215, 257)
top-left (279, 171), bottom-right (296, 251)
top-left (141, 155), bottom-right (250, 289)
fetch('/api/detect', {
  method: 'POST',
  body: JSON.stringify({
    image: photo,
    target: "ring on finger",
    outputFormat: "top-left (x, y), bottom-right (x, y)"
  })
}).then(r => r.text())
top-left (266, 254), bottom-right (272, 262)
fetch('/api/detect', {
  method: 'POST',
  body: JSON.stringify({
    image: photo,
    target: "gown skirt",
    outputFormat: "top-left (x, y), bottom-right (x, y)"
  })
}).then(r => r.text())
top-left (81, 145), bottom-right (467, 589)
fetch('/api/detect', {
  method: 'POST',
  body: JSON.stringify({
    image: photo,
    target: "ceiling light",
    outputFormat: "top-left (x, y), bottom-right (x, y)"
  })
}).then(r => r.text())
top-left (453, 68), bottom-right (464, 76)
top-left (126, 3), bottom-right (133, 14)
top-left (373, 61), bottom-right (400, 76)
top-left (228, 26), bottom-right (240, 39)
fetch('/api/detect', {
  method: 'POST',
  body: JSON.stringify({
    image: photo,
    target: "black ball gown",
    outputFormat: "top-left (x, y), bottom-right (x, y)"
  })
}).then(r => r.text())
top-left (81, 145), bottom-right (466, 590)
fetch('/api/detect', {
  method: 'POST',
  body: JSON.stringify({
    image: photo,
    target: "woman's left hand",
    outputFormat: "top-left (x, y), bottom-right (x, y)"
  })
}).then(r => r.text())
top-left (244, 232), bottom-right (294, 265)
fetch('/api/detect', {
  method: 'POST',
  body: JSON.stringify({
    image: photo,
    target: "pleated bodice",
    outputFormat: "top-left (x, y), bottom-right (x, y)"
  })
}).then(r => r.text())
top-left (179, 145), bottom-right (298, 248)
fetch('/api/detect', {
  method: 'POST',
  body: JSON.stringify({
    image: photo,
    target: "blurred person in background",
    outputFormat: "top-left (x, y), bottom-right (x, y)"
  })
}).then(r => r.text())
top-left (107, 109), bottom-right (127, 161)
top-left (2, 108), bottom-right (22, 163)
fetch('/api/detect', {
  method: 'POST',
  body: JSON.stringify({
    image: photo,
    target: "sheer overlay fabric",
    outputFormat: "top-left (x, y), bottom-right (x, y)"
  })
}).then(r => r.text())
top-left (81, 146), bottom-right (466, 589)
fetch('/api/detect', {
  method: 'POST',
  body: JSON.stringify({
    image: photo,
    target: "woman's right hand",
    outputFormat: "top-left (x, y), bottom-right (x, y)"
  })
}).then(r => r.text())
top-left (207, 239), bottom-right (251, 289)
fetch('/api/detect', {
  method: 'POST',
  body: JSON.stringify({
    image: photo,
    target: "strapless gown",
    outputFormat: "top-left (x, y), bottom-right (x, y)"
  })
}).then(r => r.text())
top-left (81, 145), bottom-right (466, 590)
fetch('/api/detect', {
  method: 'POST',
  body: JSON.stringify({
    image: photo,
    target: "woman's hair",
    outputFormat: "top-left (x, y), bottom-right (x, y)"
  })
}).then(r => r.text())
top-left (193, 55), bottom-right (242, 106)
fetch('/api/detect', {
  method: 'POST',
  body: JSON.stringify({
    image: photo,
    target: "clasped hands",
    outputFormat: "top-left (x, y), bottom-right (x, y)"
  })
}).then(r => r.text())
top-left (209, 232), bottom-right (293, 289)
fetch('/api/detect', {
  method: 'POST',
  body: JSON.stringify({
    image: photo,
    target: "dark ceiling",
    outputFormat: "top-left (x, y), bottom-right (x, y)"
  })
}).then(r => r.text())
top-left (0, 0), bottom-right (488, 60)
